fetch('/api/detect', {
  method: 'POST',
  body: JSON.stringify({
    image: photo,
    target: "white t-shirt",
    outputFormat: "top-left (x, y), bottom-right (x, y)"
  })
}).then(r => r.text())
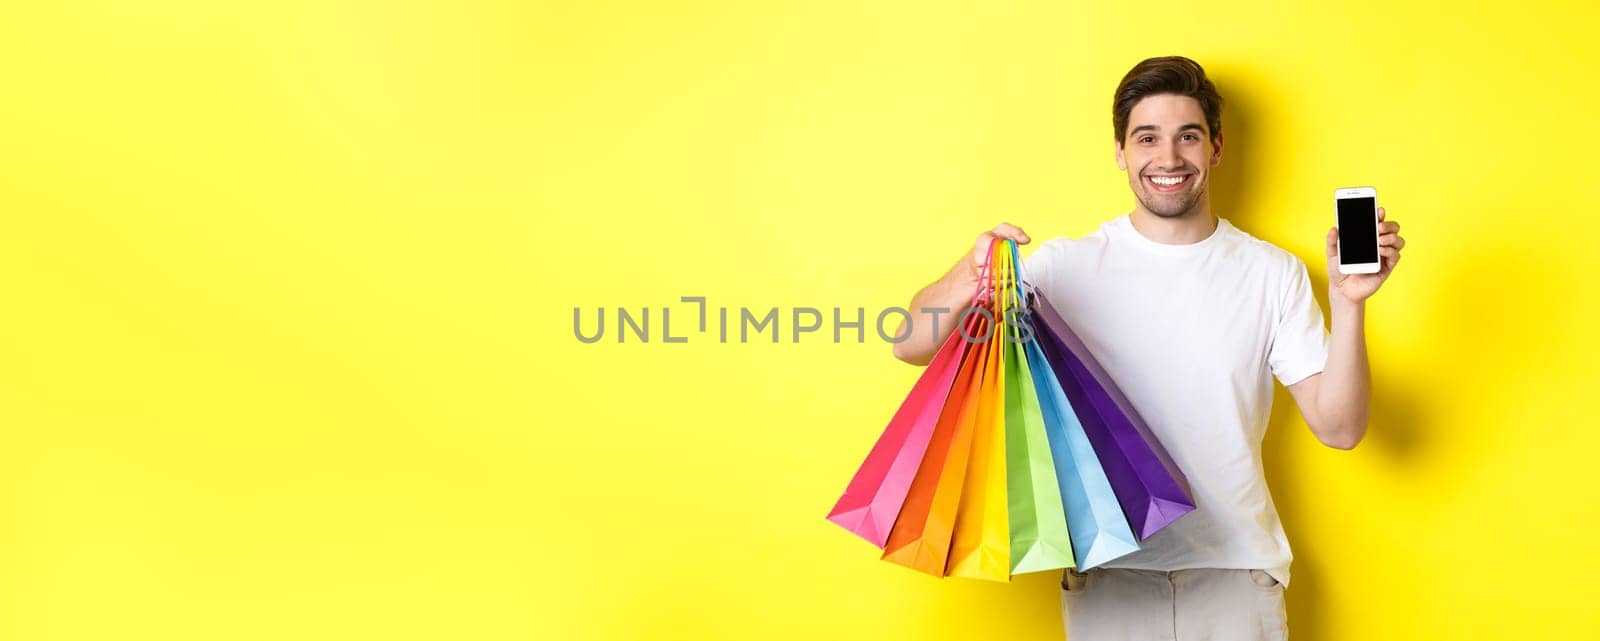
top-left (1023, 214), bottom-right (1329, 586)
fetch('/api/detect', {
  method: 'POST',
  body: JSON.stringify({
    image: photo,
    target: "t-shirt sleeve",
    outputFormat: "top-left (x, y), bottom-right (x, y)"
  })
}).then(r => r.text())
top-left (1021, 241), bottom-right (1057, 299)
top-left (1269, 258), bottom-right (1330, 386)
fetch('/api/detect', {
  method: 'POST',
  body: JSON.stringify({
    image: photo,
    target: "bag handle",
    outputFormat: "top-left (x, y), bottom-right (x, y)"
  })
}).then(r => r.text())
top-left (1008, 240), bottom-right (1028, 304)
top-left (995, 239), bottom-right (1034, 342)
top-left (996, 239), bottom-right (1013, 316)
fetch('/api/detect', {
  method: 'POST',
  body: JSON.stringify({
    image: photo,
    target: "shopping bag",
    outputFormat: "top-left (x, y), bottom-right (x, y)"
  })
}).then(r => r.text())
top-left (1011, 244), bottom-right (1141, 570)
top-left (946, 242), bottom-right (1015, 582)
top-left (830, 237), bottom-right (1192, 580)
top-left (1000, 254), bottom-right (1075, 575)
top-left (1031, 294), bottom-right (1196, 540)
top-left (826, 241), bottom-right (1007, 547)
top-left (1023, 335), bottom-right (1139, 568)
top-left (879, 312), bottom-right (992, 575)
top-left (826, 317), bottom-right (968, 547)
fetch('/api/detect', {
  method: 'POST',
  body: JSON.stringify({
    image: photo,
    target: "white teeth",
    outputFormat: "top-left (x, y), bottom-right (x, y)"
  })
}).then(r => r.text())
top-left (1149, 175), bottom-right (1186, 186)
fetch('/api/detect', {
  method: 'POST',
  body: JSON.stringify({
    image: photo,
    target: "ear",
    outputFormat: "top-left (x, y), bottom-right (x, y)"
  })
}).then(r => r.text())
top-left (1115, 140), bottom-right (1127, 171)
top-left (1210, 133), bottom-right (1224, 167)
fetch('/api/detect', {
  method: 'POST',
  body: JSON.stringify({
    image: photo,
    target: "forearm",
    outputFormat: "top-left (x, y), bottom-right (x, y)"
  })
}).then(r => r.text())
top-left (1312, 299), bottom-right (1372, 449)
top-left (891, 257), bottom-right (980, 366)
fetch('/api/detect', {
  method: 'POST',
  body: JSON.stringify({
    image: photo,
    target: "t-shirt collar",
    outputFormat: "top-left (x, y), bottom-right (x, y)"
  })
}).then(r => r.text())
top-left (1114, 214), bottom-right (1230, 256)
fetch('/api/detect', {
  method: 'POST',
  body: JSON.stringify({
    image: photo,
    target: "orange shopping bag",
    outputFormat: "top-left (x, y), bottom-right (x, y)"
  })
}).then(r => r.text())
top-left (879, 310), bottom-right (993, 576)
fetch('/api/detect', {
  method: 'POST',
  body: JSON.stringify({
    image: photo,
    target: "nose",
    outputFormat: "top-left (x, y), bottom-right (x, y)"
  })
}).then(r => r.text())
top-left (1158, 141), bottom-right (1184, 172)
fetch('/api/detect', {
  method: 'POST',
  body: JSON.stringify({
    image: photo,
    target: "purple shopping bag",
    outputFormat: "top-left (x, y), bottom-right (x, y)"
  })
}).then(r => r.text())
top-left (1028, 291), bottom-right (1195, 540)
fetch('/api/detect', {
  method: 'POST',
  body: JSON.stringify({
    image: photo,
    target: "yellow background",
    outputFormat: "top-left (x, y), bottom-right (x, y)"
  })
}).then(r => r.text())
top-left (3, 1), bottom-right (1597, 639)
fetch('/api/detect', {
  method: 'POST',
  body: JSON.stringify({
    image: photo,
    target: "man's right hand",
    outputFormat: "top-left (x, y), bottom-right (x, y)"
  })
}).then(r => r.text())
top-left (893, 223), bottom-right (1033, 365)
top-left (968, 223), bottom-right (1033, 280)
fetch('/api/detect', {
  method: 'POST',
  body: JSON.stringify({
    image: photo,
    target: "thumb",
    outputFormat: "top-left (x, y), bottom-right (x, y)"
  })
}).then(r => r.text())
top-left (1323, 227), bottom-right (1346, 288)
top-left (968, 233), bottom-right (998, 278)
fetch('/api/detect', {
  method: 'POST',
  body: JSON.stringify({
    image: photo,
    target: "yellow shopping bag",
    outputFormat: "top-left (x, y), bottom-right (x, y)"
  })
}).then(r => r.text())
top-left (945, 241), bottom-right (1014, 582)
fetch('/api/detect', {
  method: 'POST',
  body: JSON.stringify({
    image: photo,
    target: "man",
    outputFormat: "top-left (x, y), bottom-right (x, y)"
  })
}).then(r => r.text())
top-left (890, 56), bottom-right (1405, 640)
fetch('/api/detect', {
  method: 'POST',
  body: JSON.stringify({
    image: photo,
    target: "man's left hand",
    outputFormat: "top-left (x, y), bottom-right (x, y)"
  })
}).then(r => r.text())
top-left (1326, 207), bottom-right (1404, 304)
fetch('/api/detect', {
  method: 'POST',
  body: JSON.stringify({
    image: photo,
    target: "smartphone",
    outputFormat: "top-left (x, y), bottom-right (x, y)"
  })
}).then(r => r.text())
top-left (1334, 186), bottom-right (1381, 274)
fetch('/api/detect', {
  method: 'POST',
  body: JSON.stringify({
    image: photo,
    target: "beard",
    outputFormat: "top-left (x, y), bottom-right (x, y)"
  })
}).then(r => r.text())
top-left (1135, 178), bottom-right (1207, 218)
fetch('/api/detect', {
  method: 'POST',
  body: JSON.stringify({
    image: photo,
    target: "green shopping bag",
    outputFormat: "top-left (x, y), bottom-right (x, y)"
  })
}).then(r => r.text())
top-left (1002, 255), bottom-right (1075, 575)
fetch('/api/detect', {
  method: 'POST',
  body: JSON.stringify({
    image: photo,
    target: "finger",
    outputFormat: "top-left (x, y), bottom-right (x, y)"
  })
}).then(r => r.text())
top-left (992, 223), bottom-right (1031, 244)
top-left (1377, 206), bottom-right (1386, 222)
top-left (1382, 252), bottom-right (1401, 274)
top-left (1325, 227), bottom-right (1339, 258)
top-left (1379, 246), bottom-right (1400, 260)
top-left (974, 232), bottom-right (997, 253)
top-left (1379, 221), bottom-right (1400, 234)
top-left (1379, 234), bottom-right (1405, 249)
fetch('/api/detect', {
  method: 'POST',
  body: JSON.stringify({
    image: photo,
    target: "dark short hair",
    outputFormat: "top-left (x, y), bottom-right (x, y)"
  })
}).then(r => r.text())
top-left (1112, 56), bottom-right (1223, 146)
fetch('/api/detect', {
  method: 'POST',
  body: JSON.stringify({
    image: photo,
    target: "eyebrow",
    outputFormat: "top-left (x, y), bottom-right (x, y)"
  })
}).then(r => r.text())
top-left (1129, 123), bottom-right (1207, 138)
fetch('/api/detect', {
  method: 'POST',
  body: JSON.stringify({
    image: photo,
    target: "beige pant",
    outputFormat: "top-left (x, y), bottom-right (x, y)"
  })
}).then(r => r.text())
top-left (1060, 567), bottom-right (1288, 641)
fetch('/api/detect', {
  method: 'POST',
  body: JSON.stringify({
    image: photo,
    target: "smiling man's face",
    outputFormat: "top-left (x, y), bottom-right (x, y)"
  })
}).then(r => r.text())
top-left (1116, 93), bottom-right (1224, 219)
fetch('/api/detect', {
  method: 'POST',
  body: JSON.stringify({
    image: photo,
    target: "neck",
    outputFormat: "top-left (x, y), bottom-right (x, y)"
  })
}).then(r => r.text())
top-left (1129, 202), bottom-right (1218, 245)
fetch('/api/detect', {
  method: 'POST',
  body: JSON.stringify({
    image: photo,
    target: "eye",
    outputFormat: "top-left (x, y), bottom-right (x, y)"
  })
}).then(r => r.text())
top-left (1181, 133), bottom-right (1199, 142)
top-left (1138, 136), bottom-right (1155, 144)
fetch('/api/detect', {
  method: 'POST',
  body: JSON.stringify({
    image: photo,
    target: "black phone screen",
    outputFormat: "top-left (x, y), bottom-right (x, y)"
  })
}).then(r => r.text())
top-left (1336, 196), bottom-right (1378, 264)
